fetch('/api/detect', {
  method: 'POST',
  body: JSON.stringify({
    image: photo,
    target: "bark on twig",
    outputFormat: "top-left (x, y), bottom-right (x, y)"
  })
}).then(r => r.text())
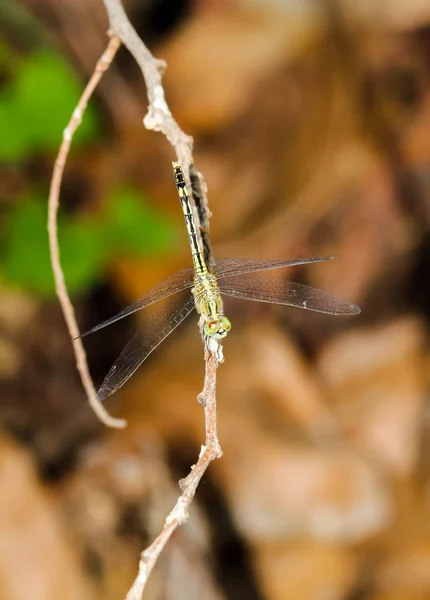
top-left (102, 1), bottom-right (192, 162)
top-left (126, 350), bottom-right (222, 600)
top-left (101, 0), bottom-right (210, 251)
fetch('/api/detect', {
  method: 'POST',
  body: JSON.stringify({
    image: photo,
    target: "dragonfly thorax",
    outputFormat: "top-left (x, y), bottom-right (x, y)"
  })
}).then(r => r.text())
top-left (192, 273), bottom-right (231, 339)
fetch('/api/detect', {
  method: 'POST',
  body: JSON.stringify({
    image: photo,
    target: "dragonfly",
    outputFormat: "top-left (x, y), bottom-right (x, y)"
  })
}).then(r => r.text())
top-left (81, 163), bottom-right (360, 402)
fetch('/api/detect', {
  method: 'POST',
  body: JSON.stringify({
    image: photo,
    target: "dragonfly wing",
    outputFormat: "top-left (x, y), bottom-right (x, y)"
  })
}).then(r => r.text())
top-left (96, 293), bottom-right (195, 402)
top-left (219, 275), bottom-right (360, 315)
top-left (215, 256), bottom-right (336, 279)
top-left (80, 268), bottom-right (194, 337)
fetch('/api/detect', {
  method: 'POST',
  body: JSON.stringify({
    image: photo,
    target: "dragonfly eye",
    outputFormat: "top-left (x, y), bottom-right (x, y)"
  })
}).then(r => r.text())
top-left (205, 320), bottom-right (219, 336)
top-left (204, 317), bottom-right (231, 339)
top-left (220, 316), bottom-right (231, 332)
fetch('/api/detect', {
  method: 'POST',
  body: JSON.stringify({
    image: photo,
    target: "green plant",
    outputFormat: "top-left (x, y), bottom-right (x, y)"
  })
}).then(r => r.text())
top-left (2, 189), bottom-right (178, 297)
top-left (0, 50), bottom-right (99, 161)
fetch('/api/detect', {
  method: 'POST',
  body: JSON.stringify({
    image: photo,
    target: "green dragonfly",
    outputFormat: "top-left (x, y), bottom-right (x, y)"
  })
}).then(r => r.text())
top-left (81, 163), bottom-right (360, 402)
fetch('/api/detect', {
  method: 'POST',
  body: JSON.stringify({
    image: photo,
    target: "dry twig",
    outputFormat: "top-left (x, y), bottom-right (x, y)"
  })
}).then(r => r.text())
top-left (126, 350), bottom-right (222, 600)
top-left (101, 2), bottom-right (223, 595)
top-left (101, 0), bottom-right (206, 245)
top-left (48, 35), bottom-right (126, 429)
top-left (48, 0), bottom-right (223, 596)
top-left (102, 0), bottom-right (194, 170)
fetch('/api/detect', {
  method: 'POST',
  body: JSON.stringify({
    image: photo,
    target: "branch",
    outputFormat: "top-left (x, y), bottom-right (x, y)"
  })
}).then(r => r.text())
top-left (126, 350), bottom-right (222, 600)
top-left (102, 1), bottom-right (192, 160)
top-left (101, 1), bottom-right (223, 596)
top-left (48, 35), bottom-right (126, 429)
top-left (101, 0), bottom-right (209, 256)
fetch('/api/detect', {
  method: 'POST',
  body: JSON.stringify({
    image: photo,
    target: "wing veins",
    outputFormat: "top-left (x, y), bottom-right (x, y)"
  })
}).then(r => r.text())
top-left (96, 294), bottom-right (195, 402)
top-left (214, 256), bottom-right (336, 280)
top-left (218, 275), bottom-right (360, 316)
top-left (79, 268), bottom-right (194, 338)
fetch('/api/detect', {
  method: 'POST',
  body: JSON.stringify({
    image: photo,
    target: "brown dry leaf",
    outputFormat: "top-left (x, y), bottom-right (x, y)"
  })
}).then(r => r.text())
top-left (0, 289), bottom-right (37, 336)
top-left (213, 413), bottom-right (391, 544)
top-left (317, 317), bottom-right (426, 476)
top-left (162, 7), bottom-right (318, 132)
top-left (374, 543), bottom-right (430, 596)
top-left (117, 323), bottom-right (391, 545)
top-left (254, 542), bottom-right (357, 600)
top-left (307, 159), bottom-right (411, 305)
top-left (246, 323), bottom-right (340, 439)
top-left (340, 0), bottom-right (430, 30)
top-left (163, 536), bottom-right (225, 600)
top-left (367, 595), bottom-right (428, 600)
top-left (402, 89), bottom-right (430, 165)
top-left (59, 424), bottom-right (219, 600)
top-left (0, 336), bottom-right (21, 379)
top-left (59, 431), bottom-right (166, 600)
top-left (242, 0), bottom-right (430, 31)
top-left (0, 434), bottom-right (94, 600)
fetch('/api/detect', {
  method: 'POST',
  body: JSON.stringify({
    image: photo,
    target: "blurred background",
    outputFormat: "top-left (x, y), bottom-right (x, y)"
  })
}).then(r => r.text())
top-left (1, 0), bottom-right (430, 598)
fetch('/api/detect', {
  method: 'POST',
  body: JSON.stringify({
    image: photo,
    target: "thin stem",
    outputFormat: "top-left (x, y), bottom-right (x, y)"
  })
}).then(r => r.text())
top-left (48, 35), bottom-right (126, 429)
top-left (102, 0), bottom-right (208, 249)
top-left (125, 352), bottom-right (222, 600)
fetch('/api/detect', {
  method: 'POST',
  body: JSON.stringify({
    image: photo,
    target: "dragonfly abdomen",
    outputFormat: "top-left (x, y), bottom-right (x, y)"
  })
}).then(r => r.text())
top-left (173, 162), bottom-right (208, 278)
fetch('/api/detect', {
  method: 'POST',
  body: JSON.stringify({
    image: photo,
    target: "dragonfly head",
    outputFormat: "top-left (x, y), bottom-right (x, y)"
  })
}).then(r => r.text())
top-left (204, 316), bottom-right (231, 340)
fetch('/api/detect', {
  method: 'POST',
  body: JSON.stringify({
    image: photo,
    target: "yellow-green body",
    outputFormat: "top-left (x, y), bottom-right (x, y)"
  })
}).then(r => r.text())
top-left (192, 271), bottom-right (223, 319)
top-left (173, 163), bottom-right (231, 339)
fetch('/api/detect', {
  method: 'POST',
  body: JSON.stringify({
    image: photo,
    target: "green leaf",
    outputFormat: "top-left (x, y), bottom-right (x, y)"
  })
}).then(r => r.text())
top-left (2, 198), bottom-right (106, 297)
top-left (2, 188), bottom-right (178, 298)
top-left (58, 219), bottom-right (107, 294)
top-left (105, 188), bottom-right (178, 256)
top-left (0, 50), bottom-right (100, 161)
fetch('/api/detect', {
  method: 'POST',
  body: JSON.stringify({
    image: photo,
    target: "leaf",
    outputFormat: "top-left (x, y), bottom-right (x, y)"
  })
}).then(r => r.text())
top-left (2, 198), bottom-right (106, 297)
top-left (104, 188), bottom-right (178, 256)
top-left (0, 50), bottom-right (100, 161)
top-left (58, 219), bottom-right (107, 294)
top-left (1, 188), bottom-right (178, 298)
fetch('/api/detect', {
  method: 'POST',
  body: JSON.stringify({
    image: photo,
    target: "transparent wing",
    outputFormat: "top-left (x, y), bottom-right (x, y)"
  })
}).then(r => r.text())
top-left (96, 293), bottom-right (195, 402)
top-left (218, 275), bottom-right (360, 315)
top-left (214, 256), bottom-right (336, 280)
top-left (79, 268), bottom-right (194, 338)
